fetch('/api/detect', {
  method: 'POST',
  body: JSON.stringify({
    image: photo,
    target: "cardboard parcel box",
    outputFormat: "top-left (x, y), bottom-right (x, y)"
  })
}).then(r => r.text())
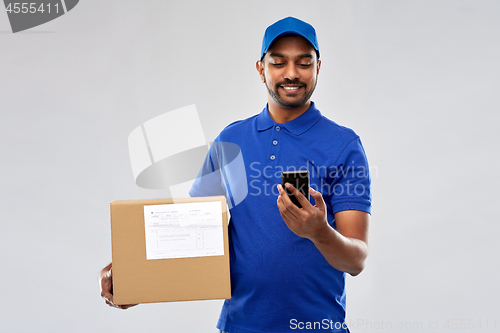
top-left (110, 196), bottom-right (231, 305)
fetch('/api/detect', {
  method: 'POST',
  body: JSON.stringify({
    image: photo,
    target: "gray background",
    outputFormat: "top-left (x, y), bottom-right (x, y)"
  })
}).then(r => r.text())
top-left (1, 0), bottom-right (499, 332)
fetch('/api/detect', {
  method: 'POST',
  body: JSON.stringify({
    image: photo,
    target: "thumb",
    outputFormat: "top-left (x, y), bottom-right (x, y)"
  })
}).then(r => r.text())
top-left (309, 187), bottom-right (326, 211)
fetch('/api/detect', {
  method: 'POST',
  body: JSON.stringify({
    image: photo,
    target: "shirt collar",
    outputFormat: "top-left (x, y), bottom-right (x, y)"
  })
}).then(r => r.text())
top-left (257, 101), bottom-right (322, 136)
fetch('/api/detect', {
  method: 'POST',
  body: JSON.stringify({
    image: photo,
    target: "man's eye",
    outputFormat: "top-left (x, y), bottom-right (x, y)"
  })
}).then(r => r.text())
top-left (272, 63), bottom-right (285, 67)
top-left (299, 64), bottom-right (312, 68)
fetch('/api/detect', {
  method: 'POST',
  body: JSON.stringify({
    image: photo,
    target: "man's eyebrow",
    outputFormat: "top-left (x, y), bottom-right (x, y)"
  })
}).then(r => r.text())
top-left (269, 52), bottom-right (285, 58)
top-left (298, 54), bottom-right (313, 59)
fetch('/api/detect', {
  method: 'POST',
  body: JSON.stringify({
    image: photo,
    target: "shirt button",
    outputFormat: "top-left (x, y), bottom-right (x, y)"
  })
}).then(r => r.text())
top-left (275, 126), bottom-right (281, 131)
top-left (270, 155), bottom-right (276, 160)
top-left (273, 140), bottom-right (278, 145)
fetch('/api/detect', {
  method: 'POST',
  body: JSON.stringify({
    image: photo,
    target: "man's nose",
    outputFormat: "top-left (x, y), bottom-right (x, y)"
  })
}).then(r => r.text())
top-left (283, 64), bottom-right (299, 81)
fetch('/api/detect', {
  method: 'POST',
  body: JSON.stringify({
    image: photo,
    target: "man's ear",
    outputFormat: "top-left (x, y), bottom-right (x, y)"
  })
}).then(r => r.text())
top-left (317, 59), bottom-right (321, 75)
top-left (256, 60), bottom-right (265, 83)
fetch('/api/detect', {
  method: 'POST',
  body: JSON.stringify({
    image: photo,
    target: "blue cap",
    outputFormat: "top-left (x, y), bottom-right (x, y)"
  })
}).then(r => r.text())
top-left (261, 17), bottom-right (320, 60)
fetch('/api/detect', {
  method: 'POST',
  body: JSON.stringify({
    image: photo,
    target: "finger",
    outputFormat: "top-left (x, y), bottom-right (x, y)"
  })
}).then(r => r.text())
top-left (277, 185), bottom-right (300, 218)
top-left (100, 276), bottom-right (113, 297)
top-left (309, 187), bottom-right (326, 212)
top-left (277, 193), bottom-right (295, 223)
top-left (99, 264), bottom-right (113, 290)
top-left (102, 295), bottom-right (116, 309)
top-left (105, 298), bottom-right (119, 308)
top-left (284, 182), bottom-right (311, 208)
top-left (100, 275), bottom-right (115, 303)
top-left (105, 295), bottom-right (137, 310)
top-left (101, 288), bottom-right (114, 301)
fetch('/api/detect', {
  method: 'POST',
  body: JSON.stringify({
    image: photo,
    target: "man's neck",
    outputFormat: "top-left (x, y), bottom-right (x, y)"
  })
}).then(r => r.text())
top-left (267, 100), bottom-right (312, 124)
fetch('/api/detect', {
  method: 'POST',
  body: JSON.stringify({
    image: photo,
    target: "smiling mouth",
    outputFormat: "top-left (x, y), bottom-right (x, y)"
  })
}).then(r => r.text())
top-left (280, 85), bottom-right (303, 92)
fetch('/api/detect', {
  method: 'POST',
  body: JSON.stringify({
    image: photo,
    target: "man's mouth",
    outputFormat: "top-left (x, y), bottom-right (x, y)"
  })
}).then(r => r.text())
top-left (279, 85), bottom-right (303, 92)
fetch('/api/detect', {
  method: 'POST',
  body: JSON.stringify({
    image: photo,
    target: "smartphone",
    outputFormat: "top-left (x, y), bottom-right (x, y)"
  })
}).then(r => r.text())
top-left (281, 170), bottom-right (309, 208)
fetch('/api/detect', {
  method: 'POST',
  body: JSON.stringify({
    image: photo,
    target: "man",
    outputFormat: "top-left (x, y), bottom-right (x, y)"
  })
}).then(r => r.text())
top-left (100, 17), bottom-right (371, 333)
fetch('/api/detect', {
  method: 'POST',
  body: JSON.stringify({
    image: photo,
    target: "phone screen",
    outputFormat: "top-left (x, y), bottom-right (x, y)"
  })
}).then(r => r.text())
top-left (281, 170), bottom-right (309, 208)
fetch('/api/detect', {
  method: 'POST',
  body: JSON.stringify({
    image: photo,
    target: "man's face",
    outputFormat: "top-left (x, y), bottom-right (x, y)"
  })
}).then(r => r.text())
top-left (258, 35), bottom-right (321, 109)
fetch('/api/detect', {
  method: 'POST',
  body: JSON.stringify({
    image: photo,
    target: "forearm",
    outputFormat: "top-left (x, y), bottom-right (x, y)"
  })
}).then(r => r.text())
top-left (276, 185), bottom-right (369, 275)
top-left (310, 224), bottom-right (368, 276)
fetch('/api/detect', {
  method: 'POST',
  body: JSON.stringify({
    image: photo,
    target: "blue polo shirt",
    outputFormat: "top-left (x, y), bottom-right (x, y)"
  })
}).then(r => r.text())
top-left (190, 102), bottom-right (371, 333)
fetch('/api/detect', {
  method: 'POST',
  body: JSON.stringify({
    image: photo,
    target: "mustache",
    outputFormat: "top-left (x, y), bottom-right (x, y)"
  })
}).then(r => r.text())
top-left (275, 79), bottom-right (307, 87)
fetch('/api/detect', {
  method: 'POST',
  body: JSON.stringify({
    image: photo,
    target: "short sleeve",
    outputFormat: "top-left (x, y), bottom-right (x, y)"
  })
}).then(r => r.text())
top-left (329, 137), bottom-right (372, 215)
top-left (189, 143), bottom-right (227, 198)
top-left (189, 140), bottom-right (248, 209)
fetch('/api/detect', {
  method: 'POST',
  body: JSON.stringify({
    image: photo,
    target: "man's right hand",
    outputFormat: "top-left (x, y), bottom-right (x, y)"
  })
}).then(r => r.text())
top-left (99, 263), bottom-right (137, 309)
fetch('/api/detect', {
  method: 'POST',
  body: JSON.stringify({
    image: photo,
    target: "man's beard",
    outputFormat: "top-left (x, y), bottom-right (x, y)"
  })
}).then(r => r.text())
top-left (264, 75), bottom-right (317, 109)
